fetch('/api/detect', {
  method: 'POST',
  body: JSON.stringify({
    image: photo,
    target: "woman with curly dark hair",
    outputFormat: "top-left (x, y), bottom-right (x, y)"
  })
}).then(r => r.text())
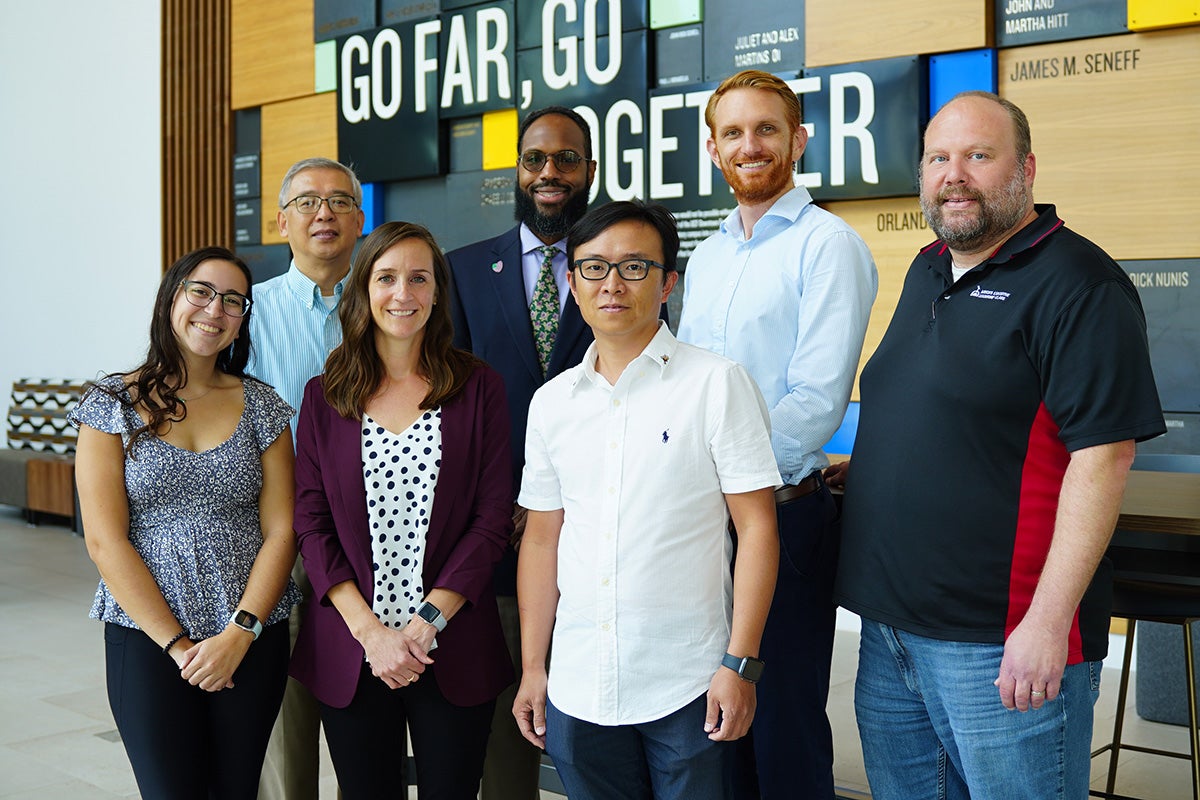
top-left (289, 221), bottom-right (514, 798)
top-left (69, 246), bottom-right (300, 799)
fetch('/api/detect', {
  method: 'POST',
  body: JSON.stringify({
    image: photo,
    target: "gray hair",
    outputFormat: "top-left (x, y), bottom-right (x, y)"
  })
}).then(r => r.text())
top-left (278, 158), bottom-right (363, 208)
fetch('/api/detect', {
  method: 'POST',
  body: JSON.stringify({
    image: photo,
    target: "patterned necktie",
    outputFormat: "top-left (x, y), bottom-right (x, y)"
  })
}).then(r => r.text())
top-left (530, 245), bottom-right (560, 376)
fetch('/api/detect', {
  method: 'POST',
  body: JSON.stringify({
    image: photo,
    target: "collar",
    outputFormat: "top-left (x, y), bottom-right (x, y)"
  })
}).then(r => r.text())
top-left (571, 322), bottom-right (678, 394)
top-left (284, 260), bottom-right (349, 310)
top-left (719, 185), bottom-right (815, 242)
top-left (519, 224), bottom-right (567, 257)
top-left (917, 204), bottom-right (1064, 277)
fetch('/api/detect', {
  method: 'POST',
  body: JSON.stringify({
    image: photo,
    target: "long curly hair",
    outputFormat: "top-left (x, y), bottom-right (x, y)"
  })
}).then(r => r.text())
top-left (88, 246), bottom-right (254, 454)
top-left (322, 221), bottom-right (479, 419)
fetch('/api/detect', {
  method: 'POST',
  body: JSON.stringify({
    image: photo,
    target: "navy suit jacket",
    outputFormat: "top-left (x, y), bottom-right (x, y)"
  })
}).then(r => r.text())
top-left (447, 225), bottom-right (593, 495)
top-left (446, 226), bottom-right (594, 594)
top-left (289, 367), bottom-right (515, 708)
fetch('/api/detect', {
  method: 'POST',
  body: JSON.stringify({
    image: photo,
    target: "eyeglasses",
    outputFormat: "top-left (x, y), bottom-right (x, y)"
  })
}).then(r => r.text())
top-left (283, 194), bottom-right (358, 215)
top-left (573, 258), bottom-right (667, 282)
top-left (179, 281), bottom-right (253, 317)
top-left (519, 150), bottom-right (586, 173)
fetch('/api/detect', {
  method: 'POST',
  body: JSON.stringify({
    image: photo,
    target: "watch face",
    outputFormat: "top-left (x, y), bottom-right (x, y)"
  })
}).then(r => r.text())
top-left (234, 610), bottom-right (259, 628)
top-left (418, 603), bottom-right (439, 624)
top-left (741, 657), bottom-right (765, 683)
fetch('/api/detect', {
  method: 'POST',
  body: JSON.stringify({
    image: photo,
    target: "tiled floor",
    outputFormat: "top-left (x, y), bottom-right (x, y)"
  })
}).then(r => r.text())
top-left (0, 506), bottom-right (1193, 799)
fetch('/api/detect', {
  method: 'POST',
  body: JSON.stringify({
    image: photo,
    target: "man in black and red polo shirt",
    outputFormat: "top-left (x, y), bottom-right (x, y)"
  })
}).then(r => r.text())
top-left (834, 91), bottom-right (1164, 799)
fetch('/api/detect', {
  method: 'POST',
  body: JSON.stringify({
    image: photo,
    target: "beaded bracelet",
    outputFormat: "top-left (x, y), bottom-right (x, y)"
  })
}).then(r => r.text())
top-left (162, 630), bottom-right (186, 655)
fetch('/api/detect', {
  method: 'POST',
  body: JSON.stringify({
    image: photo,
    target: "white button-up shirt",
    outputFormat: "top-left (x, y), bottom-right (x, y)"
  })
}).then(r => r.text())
top-left (519, 323), bottom-right (781, 725)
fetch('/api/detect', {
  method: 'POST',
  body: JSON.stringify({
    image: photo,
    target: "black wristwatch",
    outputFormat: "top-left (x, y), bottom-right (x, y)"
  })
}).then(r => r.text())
top-left (722, 653), bottom-right (765, 684)
top-left (229, 609), bottom-right (262, 640)
top-left (415, 601), bottom-right (447, 632)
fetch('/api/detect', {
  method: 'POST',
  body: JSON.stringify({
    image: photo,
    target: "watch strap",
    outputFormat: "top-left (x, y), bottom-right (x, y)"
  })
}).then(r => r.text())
top-left (721, 652), bottom-right (765, 683)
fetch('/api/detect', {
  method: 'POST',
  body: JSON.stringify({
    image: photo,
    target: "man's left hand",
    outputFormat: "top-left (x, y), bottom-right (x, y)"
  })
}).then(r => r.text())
top-left (704, 667), bottom-right (757, 741)
top-left (994, 617), bottom-right (1066, 712)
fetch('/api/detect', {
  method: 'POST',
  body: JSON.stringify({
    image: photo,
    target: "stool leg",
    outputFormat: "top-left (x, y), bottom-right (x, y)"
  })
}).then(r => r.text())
top-left (1184, 620), bottom-right (1199, 800)
top-left (1107, 619), bottom-right (1137, 796)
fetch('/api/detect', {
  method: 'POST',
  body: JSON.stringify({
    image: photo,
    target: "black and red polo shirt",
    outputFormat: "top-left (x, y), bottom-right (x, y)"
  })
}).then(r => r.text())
top-left (836, 204), bottom-right (1165, 664)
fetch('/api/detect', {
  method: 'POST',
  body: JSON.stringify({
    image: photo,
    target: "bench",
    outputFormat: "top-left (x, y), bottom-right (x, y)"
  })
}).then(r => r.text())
top-left (1, 378), bottom-right (87, 529)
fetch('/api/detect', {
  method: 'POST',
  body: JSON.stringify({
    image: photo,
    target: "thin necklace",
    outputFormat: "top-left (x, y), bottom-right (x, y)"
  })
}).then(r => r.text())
top-left (178, 385), bottom-right (216, 404)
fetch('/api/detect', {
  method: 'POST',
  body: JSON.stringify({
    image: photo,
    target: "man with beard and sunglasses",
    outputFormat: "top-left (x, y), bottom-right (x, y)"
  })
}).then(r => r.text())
top-left (832, 91), bottom-right (1164, 799)
top-left (446, 105), bottom-right (598, 800)
top-left (677, 70), bottom-right (877, 800)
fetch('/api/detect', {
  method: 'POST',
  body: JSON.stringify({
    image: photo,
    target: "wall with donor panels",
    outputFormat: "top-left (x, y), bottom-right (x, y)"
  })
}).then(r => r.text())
top-left (230, 0), bottom-right (1200, 451)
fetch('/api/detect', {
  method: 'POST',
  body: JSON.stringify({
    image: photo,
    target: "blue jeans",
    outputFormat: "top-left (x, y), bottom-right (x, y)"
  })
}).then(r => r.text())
top-left (855, 620), bottom-right (1101, 800)
top-left (546, 693), bottom-right (732, 800)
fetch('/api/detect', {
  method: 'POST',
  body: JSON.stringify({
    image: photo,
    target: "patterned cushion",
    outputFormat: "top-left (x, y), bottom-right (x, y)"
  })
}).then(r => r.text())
top-left (7, 379), bottom-right (88, 454)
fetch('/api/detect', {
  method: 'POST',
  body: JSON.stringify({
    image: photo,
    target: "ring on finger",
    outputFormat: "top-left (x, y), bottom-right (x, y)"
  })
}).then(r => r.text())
top-left (408, 673), bottom-right (418, 682)
top-left (1030, 689), bottom-right (1046, 697)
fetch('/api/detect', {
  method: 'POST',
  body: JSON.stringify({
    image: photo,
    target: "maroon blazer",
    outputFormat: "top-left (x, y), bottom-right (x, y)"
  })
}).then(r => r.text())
top-left (289, 364), bottom-right (515, 708)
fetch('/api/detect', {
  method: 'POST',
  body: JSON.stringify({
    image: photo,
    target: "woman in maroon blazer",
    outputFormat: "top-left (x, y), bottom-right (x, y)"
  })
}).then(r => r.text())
top-left (289, 221), bottom-right (514, 798)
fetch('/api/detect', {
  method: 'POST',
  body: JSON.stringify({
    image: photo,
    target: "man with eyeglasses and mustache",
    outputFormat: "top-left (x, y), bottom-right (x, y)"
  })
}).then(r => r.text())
top-left (248, 157), bottom-right (364, 800)
top-left (446, 106), bottom-right (598, 800)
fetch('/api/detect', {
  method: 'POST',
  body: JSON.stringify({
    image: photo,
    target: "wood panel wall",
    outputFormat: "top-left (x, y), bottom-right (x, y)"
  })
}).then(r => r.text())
top-left (999, 28), bottom-right (1200, 259)
top-left (823, 197), bottom-right (933, 401)
top-left (805, 0), bottom-right (990, 67)
top-left (163, 0), bottom-right (232, 264)
top-left (231, 0), bottom-right (315, 110)
top-left (259, 94), bottom-right (340, 243)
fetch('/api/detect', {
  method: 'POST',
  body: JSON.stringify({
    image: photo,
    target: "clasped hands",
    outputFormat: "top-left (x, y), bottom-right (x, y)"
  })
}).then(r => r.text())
top-left (361, 617), bottom-right (438, 689)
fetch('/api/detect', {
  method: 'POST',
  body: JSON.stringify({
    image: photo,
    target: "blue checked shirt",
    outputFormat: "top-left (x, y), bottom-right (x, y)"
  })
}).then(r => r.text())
top-left (247, 262), bottom-right (348, 434)
top-left (677, 187), bottom-right (878, 485)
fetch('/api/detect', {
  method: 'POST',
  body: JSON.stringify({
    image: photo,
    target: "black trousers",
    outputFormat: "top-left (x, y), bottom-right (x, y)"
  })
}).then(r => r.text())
top-left (104, 620), bottom-right (290, 800)
top-left (319, 661), bottom-right (495, 800)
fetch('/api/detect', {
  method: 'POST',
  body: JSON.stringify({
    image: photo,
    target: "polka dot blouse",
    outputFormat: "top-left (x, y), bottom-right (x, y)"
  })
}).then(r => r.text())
top-left (362, 408), bottom-right (442, 629)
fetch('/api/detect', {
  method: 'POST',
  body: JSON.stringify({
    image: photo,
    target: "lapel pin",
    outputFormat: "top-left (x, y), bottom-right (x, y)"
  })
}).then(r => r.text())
top-left (661, 354), bottom-right (669, 363)
top-left (492, 260), bottom-right (503, 273)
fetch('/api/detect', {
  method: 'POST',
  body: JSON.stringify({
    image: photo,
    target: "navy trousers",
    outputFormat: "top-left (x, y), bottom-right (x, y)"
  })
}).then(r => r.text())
top-left (735, 481), bottom-right (839, 800)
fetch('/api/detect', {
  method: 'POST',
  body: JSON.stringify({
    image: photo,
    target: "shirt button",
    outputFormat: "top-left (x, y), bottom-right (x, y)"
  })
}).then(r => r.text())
top-left (608, 487), bottom-right (616, 495)
top-left (609, 442), bottom-right (617, 449)
top-left (613, 399), bottom-right (621, 407)
top-left (601, 623), bottom-right (610, 631)
top-left (601, 578), bottom-right (610, 586)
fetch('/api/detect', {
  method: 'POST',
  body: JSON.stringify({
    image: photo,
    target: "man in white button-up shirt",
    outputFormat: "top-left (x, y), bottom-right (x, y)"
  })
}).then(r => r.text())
top-left (513, 200), bottom-right (781, 800)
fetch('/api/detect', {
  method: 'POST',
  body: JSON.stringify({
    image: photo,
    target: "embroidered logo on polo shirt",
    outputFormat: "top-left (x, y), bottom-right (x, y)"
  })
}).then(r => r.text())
top-left (969, 285), bottom-right (1011, 301)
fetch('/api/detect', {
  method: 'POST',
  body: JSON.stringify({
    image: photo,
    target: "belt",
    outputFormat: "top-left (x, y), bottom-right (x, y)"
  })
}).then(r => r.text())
top-left (774, 471), bottom-right (823, 505)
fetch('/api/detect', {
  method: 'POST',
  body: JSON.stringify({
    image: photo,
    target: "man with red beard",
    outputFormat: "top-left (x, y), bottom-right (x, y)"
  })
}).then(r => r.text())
top-left (834, 92), bottom-right (1164, 799)
top-left (446, 105), bottom-right (597, 800)
top-left (677, 70), bottom-right (878, 800)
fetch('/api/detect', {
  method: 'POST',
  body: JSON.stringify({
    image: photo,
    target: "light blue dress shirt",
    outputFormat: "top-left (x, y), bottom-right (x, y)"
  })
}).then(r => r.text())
top-left (677, 186), bottom-right (878, 485)
top-left (246, 261), bottom-right (348, 434)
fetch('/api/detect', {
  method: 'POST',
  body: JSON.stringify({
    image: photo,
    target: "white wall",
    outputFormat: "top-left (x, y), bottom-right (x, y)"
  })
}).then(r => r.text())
top-left (0, 1), bottom-right (161, 433)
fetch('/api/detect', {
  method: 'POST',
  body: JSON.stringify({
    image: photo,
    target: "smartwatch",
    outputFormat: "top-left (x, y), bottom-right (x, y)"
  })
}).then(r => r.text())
top-left (229, 609), bottom-right (262, 640)
top-left (721, 653), bottom-right (765, 684)
top-left (415, 601), bottom-right (447, 632)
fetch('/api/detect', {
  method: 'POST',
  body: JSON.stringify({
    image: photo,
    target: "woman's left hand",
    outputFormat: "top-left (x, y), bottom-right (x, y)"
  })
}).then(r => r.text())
top-left (179, 628), bottom-right (253, 691)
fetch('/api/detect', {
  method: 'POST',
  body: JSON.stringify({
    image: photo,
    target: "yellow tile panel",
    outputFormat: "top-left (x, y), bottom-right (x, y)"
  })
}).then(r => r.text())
top-left (1128, 0), bottom-right (1200, 31)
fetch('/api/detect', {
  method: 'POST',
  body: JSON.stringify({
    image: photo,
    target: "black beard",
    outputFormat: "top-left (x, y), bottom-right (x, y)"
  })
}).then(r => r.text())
top-left (514, 181), bottom-right (590, 240)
